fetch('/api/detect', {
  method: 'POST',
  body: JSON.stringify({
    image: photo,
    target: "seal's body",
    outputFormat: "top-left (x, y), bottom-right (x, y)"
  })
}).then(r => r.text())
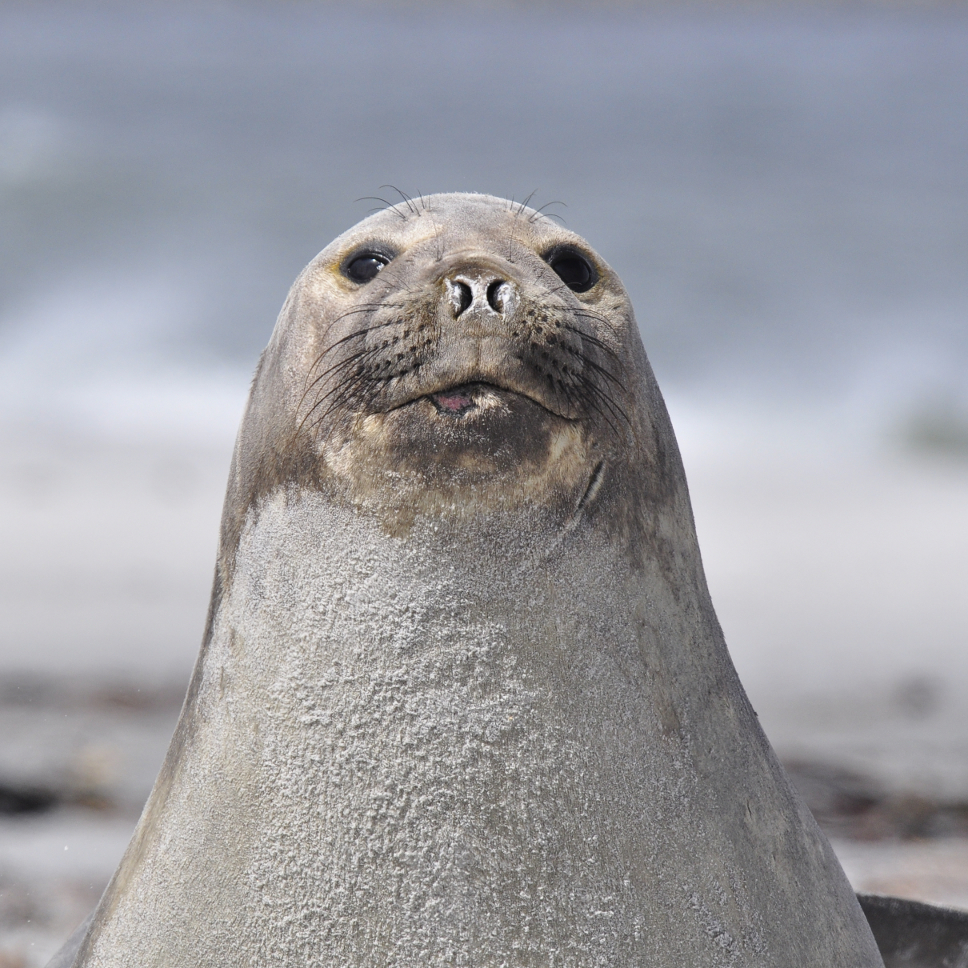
top-left (67, 194), bottom-right (883, 966)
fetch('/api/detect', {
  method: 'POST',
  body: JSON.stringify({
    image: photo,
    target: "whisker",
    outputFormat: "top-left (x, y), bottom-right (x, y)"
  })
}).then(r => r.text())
top-left (305, 300), bottom-right (415, 376)
top-left (297, 361), bottom-right (370, 435)
top-left (578, 375), bottom-right (631, 432)
top-left (298, 365), bottom-right (378, 440)
top-left (307, 343), bottom-right (386, 394)
top-left (570, 307), bottom-right (621, 336)
top-left (562, 373), bottom-right (621, 440)
top-left (518, 190), bottom-right (538, 216)
top-left (583, 393), bottom-right (622, 440)
top-left (380, 185), bottom-right (419, 217)
top-left (561, 346), bottom-right (625, 390)
top-left (298, 335), bottom-right (394, 415)
top-left (558, 322), bottom-right (623, 364)
top-left (355, 196), bottom-right (408, 220)
top-left (308, 360), bottom-right (409, 440)
top-left (308, 317), bottom-right (405, 373)
top-left (528, 200), bottom-right (566, 224)
top-left (551, 372), bottom-right (583, 420)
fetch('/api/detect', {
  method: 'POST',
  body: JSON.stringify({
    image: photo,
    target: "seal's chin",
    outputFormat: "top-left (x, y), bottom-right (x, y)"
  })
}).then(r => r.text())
top-left (320, 367), bottom-right (595, 518)
top-left (323, 379), bottom-right (595, 521)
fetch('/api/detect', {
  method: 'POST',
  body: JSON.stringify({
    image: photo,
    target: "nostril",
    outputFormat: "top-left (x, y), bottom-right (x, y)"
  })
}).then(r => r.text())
top-left (451, 281), bottom-right (473, 317)
top-left (486, 279), bottom-right (507, 314)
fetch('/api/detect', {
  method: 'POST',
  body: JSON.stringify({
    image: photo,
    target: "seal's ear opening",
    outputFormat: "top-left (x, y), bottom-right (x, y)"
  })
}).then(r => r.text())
top-left (543, 245), bottom-right (598, 293)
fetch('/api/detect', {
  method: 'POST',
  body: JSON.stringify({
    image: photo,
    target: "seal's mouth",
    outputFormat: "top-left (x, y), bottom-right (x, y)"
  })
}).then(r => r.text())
top-left (420, 381), bottom-right (566, 421)
top-left (428, 383), bottom-right (486, 416)
top-left (386, 378), bottom-right (568, 422)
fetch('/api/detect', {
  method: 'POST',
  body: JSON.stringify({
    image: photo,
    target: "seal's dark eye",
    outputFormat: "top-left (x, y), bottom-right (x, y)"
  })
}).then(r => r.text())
top-left (546, 248), bottom-right (597, 293)
top-left (344, 252), bottom-right (390, 284)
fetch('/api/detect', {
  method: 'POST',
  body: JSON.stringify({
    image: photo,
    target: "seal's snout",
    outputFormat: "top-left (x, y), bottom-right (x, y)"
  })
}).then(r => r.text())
top-left (445, 268), bottom-right (515, 320)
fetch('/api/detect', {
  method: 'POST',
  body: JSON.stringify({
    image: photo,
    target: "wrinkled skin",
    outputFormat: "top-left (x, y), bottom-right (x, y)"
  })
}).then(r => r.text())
top-left (62, 194), bottom-right (884, 967)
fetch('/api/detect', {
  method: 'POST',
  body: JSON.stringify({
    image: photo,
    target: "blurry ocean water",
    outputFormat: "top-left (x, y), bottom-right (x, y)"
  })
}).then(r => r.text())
top-left (1, 2), bottom-right (966, 402)
top-left (2, 0), bottom-right (967, 710)
top-left (1, 0), bottom-right (966, 707)
top-left (0, 3), bottom-right (967, 956)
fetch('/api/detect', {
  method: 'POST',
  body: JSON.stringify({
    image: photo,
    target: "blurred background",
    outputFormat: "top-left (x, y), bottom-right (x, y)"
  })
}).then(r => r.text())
top-left (1, 0), bottom-right (966, 962)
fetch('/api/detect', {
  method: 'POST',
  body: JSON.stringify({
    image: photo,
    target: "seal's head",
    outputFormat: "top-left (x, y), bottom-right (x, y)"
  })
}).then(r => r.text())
top-left (227, 192), bottom-right (681, 556)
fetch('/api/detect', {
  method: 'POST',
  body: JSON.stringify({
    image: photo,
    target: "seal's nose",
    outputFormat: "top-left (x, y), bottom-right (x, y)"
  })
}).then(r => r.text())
top-left (445, 270), bottom-right (514, 319)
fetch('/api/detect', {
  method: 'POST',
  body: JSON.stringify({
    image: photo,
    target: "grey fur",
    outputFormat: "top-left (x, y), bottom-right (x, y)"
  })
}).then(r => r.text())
top-left (61, 194), bottom-right (884, 966)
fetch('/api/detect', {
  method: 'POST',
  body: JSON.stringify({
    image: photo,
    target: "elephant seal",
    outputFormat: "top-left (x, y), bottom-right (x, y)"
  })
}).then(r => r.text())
top-left (61, 193), bottom-right (884, 966)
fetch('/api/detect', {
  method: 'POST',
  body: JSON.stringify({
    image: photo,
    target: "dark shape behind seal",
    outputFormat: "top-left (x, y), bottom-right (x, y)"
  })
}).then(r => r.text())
top-left (859, 894), bottom-right (968, 968)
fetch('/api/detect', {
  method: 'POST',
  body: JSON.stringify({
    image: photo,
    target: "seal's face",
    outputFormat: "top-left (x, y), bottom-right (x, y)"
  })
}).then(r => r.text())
top-left (280, 194), bottom-right (640, 517)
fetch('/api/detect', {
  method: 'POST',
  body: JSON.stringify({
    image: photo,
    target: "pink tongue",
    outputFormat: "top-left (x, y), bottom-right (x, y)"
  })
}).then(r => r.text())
top-left (433, 389), bottom-right (475, 412)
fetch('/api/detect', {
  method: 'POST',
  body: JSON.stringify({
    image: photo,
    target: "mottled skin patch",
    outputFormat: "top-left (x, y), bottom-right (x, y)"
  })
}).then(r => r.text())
top-left (61, 194), bottom-right (884, 968)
